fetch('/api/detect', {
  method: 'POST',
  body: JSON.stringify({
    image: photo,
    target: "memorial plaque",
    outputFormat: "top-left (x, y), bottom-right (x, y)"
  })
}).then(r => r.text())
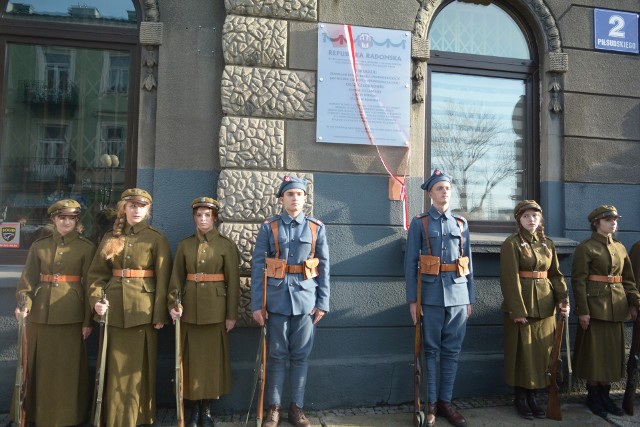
top-left (316, 23), bottom-right (411, 146)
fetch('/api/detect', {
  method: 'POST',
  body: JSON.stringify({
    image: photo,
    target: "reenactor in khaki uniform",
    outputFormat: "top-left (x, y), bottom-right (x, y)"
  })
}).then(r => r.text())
top-left (630, 240), bottom-right (640, 285)
top-left (499, 200), bottom-right (568, 419)
top-left (168, 197), bottom-right (240, 427)
top-left (572, 205), bottom-right (640, 418)
top-left (89, 188), bottom-right (172, 426)
top-left (12, 199), bottom-right (96, 426)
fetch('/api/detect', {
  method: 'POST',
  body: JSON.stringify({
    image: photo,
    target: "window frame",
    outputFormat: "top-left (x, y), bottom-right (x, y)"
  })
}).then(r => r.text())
top-left (0, 1), bottom-right (141, 263)
top-left (426, 1), bottom-right (540, 233)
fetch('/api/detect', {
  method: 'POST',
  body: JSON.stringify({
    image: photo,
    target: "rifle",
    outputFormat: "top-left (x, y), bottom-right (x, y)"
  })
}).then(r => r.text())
top-left (14, 295), bottom-right (28, 427)
top-left (564, 311), bottom-right (572, 395)
top-left (175, 294), bottom-right (185, 427)
top-left (622, 311), bottom-right (640, 415)
top-left (244, 252), bottom-right (268, 427)
top-left (546, 300), bottom-right (567, 421)
top-left (413, 254), bottom-right (426, 427)
top-left (92, 291), bottom-right (109, 427)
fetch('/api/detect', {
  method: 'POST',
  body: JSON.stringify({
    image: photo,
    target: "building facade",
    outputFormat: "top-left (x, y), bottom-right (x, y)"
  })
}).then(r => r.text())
top-left (0, 0), bottom-right (639, 412)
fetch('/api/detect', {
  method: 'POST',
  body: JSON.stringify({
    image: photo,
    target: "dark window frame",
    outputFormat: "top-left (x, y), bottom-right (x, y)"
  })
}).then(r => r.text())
top-left (0, 1), bottom-right (141, 264)
top-left (426, 1), bottom-right (540, 233)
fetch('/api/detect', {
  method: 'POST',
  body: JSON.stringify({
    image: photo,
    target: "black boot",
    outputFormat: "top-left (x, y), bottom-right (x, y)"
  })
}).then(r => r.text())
top-left (514, 387), bottom-right (533, 419)
top-left (201, 400), bottom-right (215, 427)
top-left (600, 384), bottom-right (624, 416)
top-left (586, 384), bottom-right (608, 418)
top-left (186, 400), bottom-right (201, 427)
top-left (525, 389), bottom-right (546, 418)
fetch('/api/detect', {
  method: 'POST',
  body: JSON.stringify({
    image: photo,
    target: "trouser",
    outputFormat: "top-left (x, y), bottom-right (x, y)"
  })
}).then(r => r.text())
top-left (266, 313), bottom-right (315, 407)
top-left (422, 304), bottom-right (467, 403)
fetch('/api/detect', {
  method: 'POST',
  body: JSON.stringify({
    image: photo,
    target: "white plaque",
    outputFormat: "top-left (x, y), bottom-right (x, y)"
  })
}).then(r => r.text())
top-left (316, 23), bottom-right (411, 146)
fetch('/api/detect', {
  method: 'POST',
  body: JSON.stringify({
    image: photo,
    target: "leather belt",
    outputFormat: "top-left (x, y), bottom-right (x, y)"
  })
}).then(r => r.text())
top-left (186, 273), bottom-right (225, 282)
top-left (519, 271), bottom-right (548, 279)
top-left (285, 265), bottom-right (304, 274)
top-left (588, 274), bottom-right (622, 283)
top-left (112, 269), bottom-right (155, 278)
top-left (440, 264), bottom-right (457, 272)
top-left (40, 274), bottom-right (81, 283)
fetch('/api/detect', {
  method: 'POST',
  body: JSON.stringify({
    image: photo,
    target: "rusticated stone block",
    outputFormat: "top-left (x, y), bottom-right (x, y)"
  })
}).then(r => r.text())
top-left (221, 65), bottom-right (315, 119)
top-left (224, 0), bottom-right (317, 22)
top-left (237, 277), bottom-right (254, 326)
top-left (219, 117), bottom-right (285, 169)
top-left (217, 170), bottom-right (313, 222)
top-left (548, 52), bottom-right (568, 73)
top-left (223, 16), bottom-right (287, 67)
top-left (219, 222), bottom-right (260, 272)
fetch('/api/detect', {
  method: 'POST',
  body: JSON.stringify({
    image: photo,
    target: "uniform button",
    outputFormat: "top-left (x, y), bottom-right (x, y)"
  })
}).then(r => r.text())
top-left (202, 249), bottom-right (206, 253)
top-left (126, 279), bottom-right (130, 283)
top-left (59, 252), bottom-right (63, 255)
top-left (55, 261), bottom-right (61, 265)
top-left (126, 255), bottom-right (131, 259)
top-left (200, 283), bottom-right (205, 287)
top-left (128, 243), bottom-right (133, 247)
top-left (60, 242), bottom-right (65, 246)
top-left (289, 254), bottom-right (293, 257)
top-left (291, 238), bottom-right (295, 241)
top-left (200, 260), bottom-right (205, 263)
top-left (54, 283), bottom-right (59, 287)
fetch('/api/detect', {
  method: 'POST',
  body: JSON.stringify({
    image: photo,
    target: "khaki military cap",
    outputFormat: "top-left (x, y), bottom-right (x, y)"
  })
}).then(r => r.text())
top-left (47, 199), bottom-right (81, 216)
top-left (121, 188), bottom-right (152, 205)
top-left (514, 200), bottom-right (542, 218)
top-left (588, 205), bottom-right (621, 222)
top-left (192, 197), bottom-right (220, 211)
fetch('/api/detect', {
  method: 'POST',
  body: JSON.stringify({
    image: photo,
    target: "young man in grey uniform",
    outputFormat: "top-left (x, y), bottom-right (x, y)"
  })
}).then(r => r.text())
top-left (251, 176), bottom-right (330, 427)
top-left (405, 169), bottom-right (475, 427)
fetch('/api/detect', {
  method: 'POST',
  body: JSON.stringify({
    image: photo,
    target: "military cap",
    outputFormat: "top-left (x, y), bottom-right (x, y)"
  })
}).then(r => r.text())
top-left (514, 200), bottom-right (542, 218)
top-left (588, 205), bottom-right (621, 222)
top-left (276, 176), bottom-right (308, 197)
top-left (47, 199), bottom-right (81, 216)
top-left (421, 169), bottom-right (451, 191)
top-left (192, 196), bottom-right (220, 211)
top-left (121, 188), bottom-right (152, 205)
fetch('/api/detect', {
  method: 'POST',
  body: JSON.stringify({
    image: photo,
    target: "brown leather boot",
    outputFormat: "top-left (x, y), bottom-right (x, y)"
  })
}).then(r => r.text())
top-left (514, 387), bottom-right (533, 420)
top-left (426, 402), bottom-right (437, 426)
top-left (288, 402), bottom-right (311, 427)
top-left (263, 404), bottom-right (281, 427)
top-left (525, 389), bottom-right (545, 418)
top-left (436, 401), bottom-right (466, 427)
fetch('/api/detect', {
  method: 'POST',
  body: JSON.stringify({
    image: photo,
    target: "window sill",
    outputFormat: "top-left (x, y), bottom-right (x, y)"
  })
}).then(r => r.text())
top-left (470, 232), bottom-right (578, 254)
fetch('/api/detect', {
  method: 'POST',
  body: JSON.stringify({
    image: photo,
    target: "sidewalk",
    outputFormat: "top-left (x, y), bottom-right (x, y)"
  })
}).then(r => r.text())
top-left (3, 394), bottom-right (640, 426)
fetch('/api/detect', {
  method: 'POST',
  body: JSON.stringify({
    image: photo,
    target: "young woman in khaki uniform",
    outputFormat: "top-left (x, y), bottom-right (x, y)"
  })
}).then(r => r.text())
top-left (12, 199), bottom-right (95, 426)
top-left (89, 188), bottom-right (172, 426)
top-left (168, 197), bottom-right (240, 427)
top-left (572, 205), bottom-right (640, 418)
top-left (500, 200), bottom-right (568, 419)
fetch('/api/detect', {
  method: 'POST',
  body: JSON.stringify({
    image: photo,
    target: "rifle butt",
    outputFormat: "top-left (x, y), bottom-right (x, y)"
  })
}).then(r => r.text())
top-left (622, 383), bottom-right (635, 415)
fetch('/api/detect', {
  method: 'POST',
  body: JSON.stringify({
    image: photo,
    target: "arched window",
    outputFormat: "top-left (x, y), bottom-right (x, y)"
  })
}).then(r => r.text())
top-left (0, 0), bottom-right (140, 260)
top-left (427, 0), bottom-right (538, 231)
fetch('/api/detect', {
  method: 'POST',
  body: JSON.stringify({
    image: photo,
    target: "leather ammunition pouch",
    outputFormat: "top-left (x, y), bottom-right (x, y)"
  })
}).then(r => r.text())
top-left (420, 254), bottom-right (441, 276)
top-left (456, 256), bottom-right (470, 277)
top-left (303, 258), bottom-right (320, 280)
top-left (266, 257), bottom-right (286, 279)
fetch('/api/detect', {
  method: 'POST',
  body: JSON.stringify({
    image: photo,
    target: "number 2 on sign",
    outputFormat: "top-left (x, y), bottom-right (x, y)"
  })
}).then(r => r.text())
top-left (609, 15), bottom-right (625, 38)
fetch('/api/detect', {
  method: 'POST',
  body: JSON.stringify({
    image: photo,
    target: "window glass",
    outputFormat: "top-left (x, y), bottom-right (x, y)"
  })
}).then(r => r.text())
top-left (0, 43), bottom-right (129, 247)
top-left (431, 72), bottom-right (526, 221)
top-left (430, 1), bottom-right (530, 60)
top-left (4, 0), bottom-right (136, 26)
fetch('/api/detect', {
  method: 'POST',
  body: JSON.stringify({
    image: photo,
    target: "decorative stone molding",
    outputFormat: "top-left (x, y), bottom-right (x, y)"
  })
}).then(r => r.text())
top-left (411, 36), bottom-right (430, 61)
top-left (219, 222), bottom-right (260, 272)
top-left (548, 80), bottom-right (562, 114)
top-left (217, 169), bottom-right (314, 222)
top-left (221, 66), bottom-right (316, 119)
top-left (220, 117), bottom-right (285, 169)
top-left (237, 277), bottom-right (254, 326)
top-left (140, 0), bottom-right (161, 92)
top-left (223, 16), bottom-right (288, 67)
top-left (548, 52), bottom-right (569, 74)
top-left (224, 0), bottom-right (318, 22)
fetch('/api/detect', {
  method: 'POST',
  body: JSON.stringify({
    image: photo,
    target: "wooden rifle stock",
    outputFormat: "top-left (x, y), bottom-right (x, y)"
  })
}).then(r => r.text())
top-left (92, 291), bottom-right (109, 427)
top-left (256, 253), bottom-right (268, 427)
top-left (622, 312), bottom-right (640, 415)
top-left (546, 301), bottom-right (567, 421)
top-left (413, 256), bottom-right (426, 427)
top-left (14, 295), bottom-right (28, 427)
top-left (175, 294), bottom-right (185, 427)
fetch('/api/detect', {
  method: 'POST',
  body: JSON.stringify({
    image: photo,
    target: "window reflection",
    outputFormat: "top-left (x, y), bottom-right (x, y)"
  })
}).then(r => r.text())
top-left (4, 0), bottom-right (136, 25)
top-left (0, 43), bottom-right (130, 248)
top-left (431, 73), bottom-right (526, 221)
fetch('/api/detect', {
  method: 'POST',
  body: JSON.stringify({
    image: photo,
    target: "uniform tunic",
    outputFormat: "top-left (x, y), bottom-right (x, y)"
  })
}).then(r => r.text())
top-left (572, 232), bottom-right (640, 381)
top-left (404, 206), bottom-right (475, 402)
top-left (11, 230), bottom-right (95, 427)
top-left (167, 228), bottom-right (240, 400)
top-left (250, 211), bottom-right (330, 407)
top-left (500, 232), bottom-right (567, 388)
top-left (88, 221), bottom-right (171, 426)
top-left (630, 241), bottom-right (640, 284)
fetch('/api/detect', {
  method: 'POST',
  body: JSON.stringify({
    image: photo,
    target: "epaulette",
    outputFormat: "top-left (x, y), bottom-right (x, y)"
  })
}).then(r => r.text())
top-left (415, 212), bottom-right (428, 218)
top-left (452, 213), bottom-right (468, 223)
top-left (147, 225), bottom-right (165, 235)
top-left (32, 234), bottom-right (52, 244)
top-left (77, 235), bottom-right (96, 247)
top-left (263, 215), bottom-right (280, 225)
top-left (307, 217), bottom-right (323, 226)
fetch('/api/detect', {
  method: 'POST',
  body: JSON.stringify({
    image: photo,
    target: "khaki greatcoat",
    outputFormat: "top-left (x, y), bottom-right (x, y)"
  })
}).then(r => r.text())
top-left (572, 232), bottom-right (640, 381)
top-left (500, 232), bottom-right (567, 388)
top-left (11, 229), bottom-right (95, 426)
top-left (88, 220), bottom-right (171, 426)
top-left (168, 228), bottom-right (240, 400)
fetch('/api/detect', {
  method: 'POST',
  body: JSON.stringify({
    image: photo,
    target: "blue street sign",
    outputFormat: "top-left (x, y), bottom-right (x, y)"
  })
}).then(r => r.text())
top-left (594, 8), bottom-right (639, 54)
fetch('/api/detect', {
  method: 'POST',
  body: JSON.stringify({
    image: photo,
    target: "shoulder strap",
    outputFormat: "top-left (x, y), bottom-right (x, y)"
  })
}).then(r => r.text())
top-left (309, 221), bottom-right (318, 258)
top-left (270, 221), bottom-right (280, 258)
top-left (420, 216), bottom-right (432, 256)
top-left (455, 217), bottom-right (465, 257)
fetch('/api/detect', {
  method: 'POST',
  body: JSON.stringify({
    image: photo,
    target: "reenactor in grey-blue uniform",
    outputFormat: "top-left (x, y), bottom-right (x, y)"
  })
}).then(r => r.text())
top-left (405, 170), bottom-right (475, 427)
top-left (251, 176), bottom-right (330, 427)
